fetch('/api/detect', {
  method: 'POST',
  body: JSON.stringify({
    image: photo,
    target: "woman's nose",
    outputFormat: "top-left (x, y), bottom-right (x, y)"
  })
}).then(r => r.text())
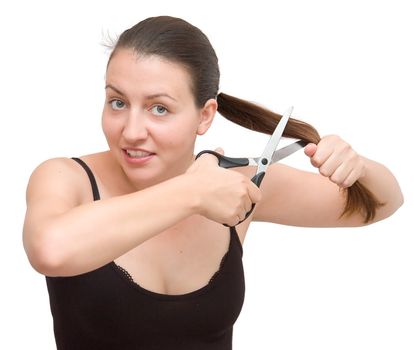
top-left (122, 109), bottom-right (149, 142)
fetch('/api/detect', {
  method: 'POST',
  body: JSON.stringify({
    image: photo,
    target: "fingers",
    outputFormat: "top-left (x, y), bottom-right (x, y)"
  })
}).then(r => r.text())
top-left (234, 200), bottom-right (253, 225)
top-left (318, 149), bottom-right (348, 178)
top-left (304, 143), bottom-right (317, 158)
top-left (246, 178), bottom-right (262, 219)
top-left (247, 178), bottom-right (262, 204)
top-left (232, 177), bottom-right (262, 225)
top-left (342, 169), bottom-right (361, 188)
top-left (306, 135), bottom-right (364, 188)
top-left (328, 161), bottom-right (354, 187)
top-left (317, 144), bottom-right (356, 186)
top-left (306, 138), bottom-right (334, 169)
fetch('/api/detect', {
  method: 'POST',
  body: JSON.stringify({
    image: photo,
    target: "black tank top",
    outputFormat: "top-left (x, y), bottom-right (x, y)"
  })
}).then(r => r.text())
top-left (45, 157), bottom-right (245, 350)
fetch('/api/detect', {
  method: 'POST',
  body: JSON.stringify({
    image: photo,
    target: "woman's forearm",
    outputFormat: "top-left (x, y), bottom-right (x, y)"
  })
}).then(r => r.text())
top-left (33, 174), bottom-right (198, 277)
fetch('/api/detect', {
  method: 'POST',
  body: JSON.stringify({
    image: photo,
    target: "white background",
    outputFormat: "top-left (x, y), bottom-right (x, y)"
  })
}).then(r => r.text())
top-left (1, 0), bottom-right (412, 349)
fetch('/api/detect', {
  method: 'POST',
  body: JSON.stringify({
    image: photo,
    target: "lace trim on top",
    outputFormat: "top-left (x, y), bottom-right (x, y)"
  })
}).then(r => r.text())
top-left (111, 230), bottom-right (235, 299)
top-left (114, 246), bottom-right (230, 287)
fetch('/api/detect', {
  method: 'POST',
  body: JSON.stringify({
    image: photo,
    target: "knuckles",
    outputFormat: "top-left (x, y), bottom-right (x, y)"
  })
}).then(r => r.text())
top-left (319, 166), bottom-right (331, 177)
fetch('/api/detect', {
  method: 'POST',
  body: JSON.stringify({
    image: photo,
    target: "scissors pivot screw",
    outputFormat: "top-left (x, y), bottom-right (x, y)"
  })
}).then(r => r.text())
top-left (261, 158), bottom-right (268, 165)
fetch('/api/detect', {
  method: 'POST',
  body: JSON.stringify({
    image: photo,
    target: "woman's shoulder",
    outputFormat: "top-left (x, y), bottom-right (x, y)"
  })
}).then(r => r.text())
top-left (30, 156), bottom-right (81, 182)
top-left (30, 153), bottom-right (98, 179)
top-left (26, 152), bottom-right (107, 204)
top-left (31, 151), bottom-right (108, 174)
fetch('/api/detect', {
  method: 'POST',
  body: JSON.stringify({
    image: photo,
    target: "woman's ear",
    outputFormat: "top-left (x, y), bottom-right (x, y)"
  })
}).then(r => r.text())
top-left (197, 98), bottom-right (218, 135)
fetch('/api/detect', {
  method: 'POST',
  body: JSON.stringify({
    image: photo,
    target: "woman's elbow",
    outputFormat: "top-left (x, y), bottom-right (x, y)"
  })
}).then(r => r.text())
top-left (371, 192), bottom-right (404, 224)
top-left (23, 227), bottom-right (66, 277)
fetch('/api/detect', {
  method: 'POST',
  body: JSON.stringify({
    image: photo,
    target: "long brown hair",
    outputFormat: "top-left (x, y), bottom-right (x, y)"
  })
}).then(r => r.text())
top-left (106, 16), bottom-right (383, 223)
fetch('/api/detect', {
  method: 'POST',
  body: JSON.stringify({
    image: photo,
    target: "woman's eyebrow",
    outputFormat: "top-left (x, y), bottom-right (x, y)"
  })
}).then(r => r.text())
top-left (145, 93), bottom-right (178, 102)
top-left (105, 84), bottom-right (177, 102)
top-left (105, 84), bottom-right (126, 97)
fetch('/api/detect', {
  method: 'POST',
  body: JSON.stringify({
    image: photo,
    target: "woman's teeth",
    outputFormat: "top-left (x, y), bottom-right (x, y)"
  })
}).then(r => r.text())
top-left (126, 150), bottom-right (153, 158)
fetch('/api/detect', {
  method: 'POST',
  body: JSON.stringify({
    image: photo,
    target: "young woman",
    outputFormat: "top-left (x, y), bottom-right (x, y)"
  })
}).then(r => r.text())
top-left (23, 16), bottom-right (403, 349)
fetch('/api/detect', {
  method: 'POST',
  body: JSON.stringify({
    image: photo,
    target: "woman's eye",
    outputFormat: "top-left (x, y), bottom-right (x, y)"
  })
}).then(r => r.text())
top-left (110, 99), bottom-right (126, 110)
top-left (150, 105), bottom-right (168, 116)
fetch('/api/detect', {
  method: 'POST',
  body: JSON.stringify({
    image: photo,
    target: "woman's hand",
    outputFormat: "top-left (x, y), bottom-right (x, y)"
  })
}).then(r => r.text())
top-left (185, 147), bottom-right (262, 226)
top-left (304, 135), bottom-right (366, 188)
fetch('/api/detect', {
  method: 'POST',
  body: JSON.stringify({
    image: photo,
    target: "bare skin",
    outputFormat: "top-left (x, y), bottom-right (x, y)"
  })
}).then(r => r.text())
top-left (79, 151), bottom-right (255, 295)
top-left (23, 49), bottom-right (403, 296)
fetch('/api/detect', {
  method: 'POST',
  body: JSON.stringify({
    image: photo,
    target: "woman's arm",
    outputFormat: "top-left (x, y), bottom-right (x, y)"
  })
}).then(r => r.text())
top-left (23, 158), bottom-right (199, 277)
top-left (247, 135), bottom-right (403, 227)
top-left (23, 151), bottom-right (261, 277)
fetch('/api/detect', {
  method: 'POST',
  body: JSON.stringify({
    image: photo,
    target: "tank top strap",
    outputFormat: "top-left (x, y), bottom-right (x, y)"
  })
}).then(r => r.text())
top-left (71, 157), bottom-right (101, 201)
top-left (230, 226), bottom-right (243, 257)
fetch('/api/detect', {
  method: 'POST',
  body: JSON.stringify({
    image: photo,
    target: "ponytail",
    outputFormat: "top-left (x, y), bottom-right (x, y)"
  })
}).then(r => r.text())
top-left (110, 16), bottom-right (382, 222)
top-left (217, 92), bottom-right (383, 223)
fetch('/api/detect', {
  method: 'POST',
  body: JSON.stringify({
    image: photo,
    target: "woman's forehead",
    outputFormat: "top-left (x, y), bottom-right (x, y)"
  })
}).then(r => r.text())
top-left (106, 49), bottom-right (193, 99)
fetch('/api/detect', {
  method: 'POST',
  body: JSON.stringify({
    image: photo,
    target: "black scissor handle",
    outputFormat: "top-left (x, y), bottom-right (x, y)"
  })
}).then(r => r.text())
top-left (195, 150), bottom-right (250, 168)
top-left (251, 171), bottom-right (266, 188)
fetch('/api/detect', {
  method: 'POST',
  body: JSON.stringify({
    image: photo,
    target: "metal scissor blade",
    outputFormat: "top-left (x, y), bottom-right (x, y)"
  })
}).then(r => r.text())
top-left (256, 106), bottom-right (293, 173)
top-left (271, 140), bottom-right (307, 163)
top-left (249, 140), bottom-right (307, 166)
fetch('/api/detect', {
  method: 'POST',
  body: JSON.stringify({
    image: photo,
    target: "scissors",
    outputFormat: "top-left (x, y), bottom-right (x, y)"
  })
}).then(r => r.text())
top-left (195, 106), bottom-right (307, 227)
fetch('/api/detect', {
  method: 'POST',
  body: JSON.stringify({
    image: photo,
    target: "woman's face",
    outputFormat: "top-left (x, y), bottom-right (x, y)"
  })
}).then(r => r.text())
top-left (102, 49), bottom-right (216, 189)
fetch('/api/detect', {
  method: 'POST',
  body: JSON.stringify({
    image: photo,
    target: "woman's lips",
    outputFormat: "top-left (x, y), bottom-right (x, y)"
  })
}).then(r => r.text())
top-left (123, 149), bottom-right (155, 164)
top-left (125, 149), bottom-right (154, 157)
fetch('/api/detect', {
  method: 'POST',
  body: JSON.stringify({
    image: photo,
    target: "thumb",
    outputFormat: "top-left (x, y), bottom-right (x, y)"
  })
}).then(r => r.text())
top-left (214, 147), bottom-right (224, 155)
top-left (304, 143), bottom-right (317, 158)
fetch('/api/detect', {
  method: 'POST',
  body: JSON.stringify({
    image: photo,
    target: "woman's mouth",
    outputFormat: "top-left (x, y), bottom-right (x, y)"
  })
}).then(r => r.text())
top-left (123, 149), bottom-right (156, 164)
top-left (125, 149), bottom-right (155, 158)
